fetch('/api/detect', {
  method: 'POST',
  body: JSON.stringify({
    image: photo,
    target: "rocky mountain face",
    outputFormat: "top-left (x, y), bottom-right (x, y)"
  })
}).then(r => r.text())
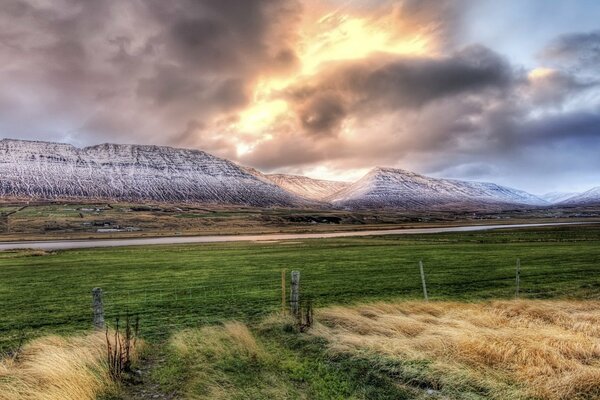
top-left (558, 187), bottom-right (600, 206)
top-left (326, 167), bottom-right (549, 210)
top-left (0, 138), bottom-right (579, 210)
top-left (0, 139), bottom-right (304, 207)
top-left (264, 174), bottom-right (350, 201)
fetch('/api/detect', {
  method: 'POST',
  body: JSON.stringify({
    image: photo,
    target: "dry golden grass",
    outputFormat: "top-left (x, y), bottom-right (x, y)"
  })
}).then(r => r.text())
top-left (171, 321), bottom-right (267, 398)
top-left (313, 300), bottom-right (600, 400)
top-left (171, 321), bottom-right (264, 362)
top-left (0, 331), bottom-right (138, 400)
top-left (0, 249), bottom-right (52, 259)
top-left (166, 321), bottom-right (308, 399)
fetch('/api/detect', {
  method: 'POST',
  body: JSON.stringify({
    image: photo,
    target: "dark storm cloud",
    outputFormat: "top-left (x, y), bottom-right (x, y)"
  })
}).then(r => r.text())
top-left (438, 109), bottom-right (600, 191)
top-left (525, 69), bottom-right (597, 106)
top-left (0, 0), bottom-right (300, 146)
top-left (541, 30), bottom-right (600, 72)
top-left (286, 45), bottom-right (513, 135)
top-left (142, 0), bottom-right (301, 102)
top-left (425, 93), bottom-right (600, 192)
top-left (297, 93), bottom-right (347, 135)
top-left (151, 0), bottom-right (299, 71)
top-left (518, 110), bottom-right (600, 145)
top-left (355, 45), bottom-right (513, 108)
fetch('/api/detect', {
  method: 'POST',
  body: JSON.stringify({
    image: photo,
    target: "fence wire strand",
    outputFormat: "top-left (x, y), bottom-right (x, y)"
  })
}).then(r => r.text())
top-left (2, 260), bottom-right (599, 352)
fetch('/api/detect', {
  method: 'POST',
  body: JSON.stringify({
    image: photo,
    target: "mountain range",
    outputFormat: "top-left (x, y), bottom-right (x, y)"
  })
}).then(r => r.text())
top-left (0, 138), bottom-right (597, 210)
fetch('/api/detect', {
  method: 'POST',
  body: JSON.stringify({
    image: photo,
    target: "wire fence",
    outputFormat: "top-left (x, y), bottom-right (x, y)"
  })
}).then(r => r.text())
top-left (1, 259), bottom-right (599, 353)
top-left (101, 279), bottom-right (282, 339)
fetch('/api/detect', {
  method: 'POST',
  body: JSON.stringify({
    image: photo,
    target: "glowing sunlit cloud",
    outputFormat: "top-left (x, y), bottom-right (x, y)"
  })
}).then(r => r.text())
top-left (528, 67), bottom-right (556, 80)
top-left (300, 12), bottom-right (432, 75)
top-left (231, 7), bottom-right (438, 174)
top-left (232, 12), bottom-right (432, 145)
top-left (235, 99), bottom-right (288, 134)
top-left (299, 165), bottom-right (369, 183)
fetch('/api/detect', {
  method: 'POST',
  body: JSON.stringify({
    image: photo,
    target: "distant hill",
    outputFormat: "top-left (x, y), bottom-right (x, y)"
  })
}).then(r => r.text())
top-left (326, 167), bottom-right (548, 210)
top-left (541, 192), bottom-right (579, 204)
top-left (558, 187), bottom-right (600, 206)
top-left (264, 174), bottom-right (350, 201)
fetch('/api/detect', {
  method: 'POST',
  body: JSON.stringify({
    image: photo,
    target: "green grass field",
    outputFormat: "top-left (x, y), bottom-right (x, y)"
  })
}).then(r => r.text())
top-left (1, 224), bottom-right (599, 352)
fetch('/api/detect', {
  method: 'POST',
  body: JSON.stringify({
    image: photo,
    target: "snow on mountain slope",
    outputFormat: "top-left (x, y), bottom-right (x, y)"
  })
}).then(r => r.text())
top-left (0, 139), bottom-right (573, 210)
top-left (0, 139), bottom-right (305, 206)
top-left (327, 167), bottom-right (548, 210)
top-left (541, 191), bottom-right (580, 204)
top-left (558, 187), bottom-right (600, 205)
top-left (264, 174), bottom-right (350, 201)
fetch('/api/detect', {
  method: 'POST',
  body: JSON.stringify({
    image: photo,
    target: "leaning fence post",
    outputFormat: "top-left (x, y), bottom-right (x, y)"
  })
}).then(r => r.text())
top-left (419, 260), bottom-right (429, 301)
top-left (290, 271), bottom-right (300, 316)
top-left (515, 258), bottom-right (521, 298)
top-left (92, 287), bottom-right (105, 330)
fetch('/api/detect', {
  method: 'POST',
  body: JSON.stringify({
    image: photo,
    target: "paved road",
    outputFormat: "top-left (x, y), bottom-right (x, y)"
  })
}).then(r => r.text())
top-left (0, 222), bottom-right (592, 251)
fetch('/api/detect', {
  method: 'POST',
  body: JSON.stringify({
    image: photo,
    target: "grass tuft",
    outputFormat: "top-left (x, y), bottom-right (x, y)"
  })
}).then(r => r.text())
top-left (0, 332), bottom-right (118, 400)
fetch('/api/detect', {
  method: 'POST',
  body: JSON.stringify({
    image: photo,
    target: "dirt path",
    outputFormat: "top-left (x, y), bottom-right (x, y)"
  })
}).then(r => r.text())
top-left (120, 352), bottom-right (177, 400)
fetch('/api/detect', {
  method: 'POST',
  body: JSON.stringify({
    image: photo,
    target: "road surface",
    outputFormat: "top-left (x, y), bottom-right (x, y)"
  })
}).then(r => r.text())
top-left (0, 222), bottom-right (592, 251)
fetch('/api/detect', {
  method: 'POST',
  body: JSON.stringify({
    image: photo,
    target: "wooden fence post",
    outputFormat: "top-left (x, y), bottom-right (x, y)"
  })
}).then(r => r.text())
top-left (515, 258), bottom-right (521, 298)
top-left (92, 287), bottom-right (105, 330)
top-left (291, 271), bottom-right (300, 316)
top-left (281, 269), bottom-right (286, 313)
top-left (419, 260), bottom-right (429, 301)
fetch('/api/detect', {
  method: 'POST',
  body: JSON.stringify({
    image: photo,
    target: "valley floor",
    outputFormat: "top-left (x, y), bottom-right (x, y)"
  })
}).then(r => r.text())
top-left (0, 221), bottom-right (591, 251)
top-left (0, 201), bottom-right (599, 242)
top-left (1, 224), bottom-right (600, 350)
top-left (1, 224), bottom-right (599, 399)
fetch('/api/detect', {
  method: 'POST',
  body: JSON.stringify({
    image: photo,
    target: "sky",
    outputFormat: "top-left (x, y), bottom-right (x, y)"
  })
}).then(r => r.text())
top-left (0, 0), bottom-right (599, 194)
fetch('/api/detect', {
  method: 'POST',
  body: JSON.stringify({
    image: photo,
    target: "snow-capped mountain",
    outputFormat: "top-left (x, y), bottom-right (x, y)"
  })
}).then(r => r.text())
top-left (327, 167), bottom-right (548, 210)
top-left (0, 139), bottom-right (573, 210)
top-left (0, 139), bottom-right (304, 207)
top-left (558, 187), bottom-right (600, 206)
top-left (264, 174), bottom-right (350, 201)
top-left (541, 192), bottom-right (579, 204)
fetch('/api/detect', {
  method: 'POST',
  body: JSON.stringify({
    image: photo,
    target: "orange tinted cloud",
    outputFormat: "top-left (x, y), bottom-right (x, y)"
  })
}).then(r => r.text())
top-left (230, 0), bottom-right (449, 157)
top-left (1, 0), bottom-right (598, 192)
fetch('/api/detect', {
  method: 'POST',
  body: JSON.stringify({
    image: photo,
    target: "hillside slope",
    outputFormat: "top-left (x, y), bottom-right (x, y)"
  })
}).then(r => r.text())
top-left (327, 167), bottom-right (548, 210)
top-left (265, 174), bottom-right (350, 201)
top-left (0, 139), bottom-right (304, 207)
top-left (540, 191), bottom-right (579, 204)
top-left (559, 187), bottom-right (600, 206)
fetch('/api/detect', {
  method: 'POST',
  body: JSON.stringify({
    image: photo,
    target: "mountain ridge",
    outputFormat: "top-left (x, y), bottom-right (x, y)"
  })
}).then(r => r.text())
top-left (558, 187), bottom-right (600, 206)
top-left (541, 191), bottom-right (580, 204)
top-left (0, 138), bottom-right (306, 207)
top-left (327, 166), bottom-right (549, 210)
top-left (1, 138), bottom-right (594, 210)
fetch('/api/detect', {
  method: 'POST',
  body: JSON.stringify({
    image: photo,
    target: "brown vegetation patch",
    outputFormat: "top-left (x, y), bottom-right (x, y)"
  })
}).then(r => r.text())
top-left (0, 331), bottom-right (140, 400)
top-left (313, 300), bottom-right (600, 400)
top-left (0, 333), bottom-right (114, 400)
